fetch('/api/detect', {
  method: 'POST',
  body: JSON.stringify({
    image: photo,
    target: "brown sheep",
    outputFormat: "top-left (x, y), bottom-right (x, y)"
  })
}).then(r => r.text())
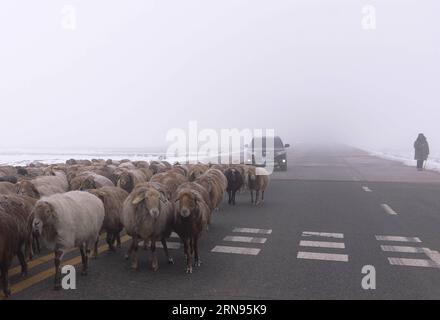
top-left (87, 187), bottom-right (128, 252)
top-left (0, 194), bottom-right (35, 297)
top-left (0, 182), bottom-right (17, 195)
top-left (117, 169), bottom-right (150, 193)
top-left (187, 164), bottom-right (209, 181)
top-left (70, 172), bottom-right (114, 191)
top-left (122, 182), bottom-right (175, 271)
top-left (173, 184), bottom-right (210, 274)
top-left (150, 171), bottom-right (187, 195)
top-left (17, 172), bottom-right (69, 199)
top-left (0, 166), bottom-right (17, 177)
top-left (247, 166), bottom-right (270, 206)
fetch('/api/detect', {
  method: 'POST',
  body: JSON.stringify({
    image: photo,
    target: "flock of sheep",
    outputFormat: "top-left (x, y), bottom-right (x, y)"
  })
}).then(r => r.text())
top-left (0, 159), bottom-right (269, 297)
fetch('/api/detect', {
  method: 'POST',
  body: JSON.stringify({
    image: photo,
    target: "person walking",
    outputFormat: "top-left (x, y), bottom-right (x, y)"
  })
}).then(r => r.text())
top-left (414, 133), bottom-right (430, 171)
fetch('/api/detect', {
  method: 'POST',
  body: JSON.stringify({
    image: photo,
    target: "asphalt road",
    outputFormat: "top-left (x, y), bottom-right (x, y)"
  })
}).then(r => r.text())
top-left (5, 145), bottom-right (440, 300)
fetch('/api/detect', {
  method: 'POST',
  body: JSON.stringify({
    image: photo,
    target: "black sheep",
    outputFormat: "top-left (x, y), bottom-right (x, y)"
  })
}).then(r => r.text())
top-left (224, 168), bottom-right (244, 205)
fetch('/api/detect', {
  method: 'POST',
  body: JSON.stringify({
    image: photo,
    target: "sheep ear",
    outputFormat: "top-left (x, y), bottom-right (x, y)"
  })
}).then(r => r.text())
top-left (132, 193), bottom-right (145, 205)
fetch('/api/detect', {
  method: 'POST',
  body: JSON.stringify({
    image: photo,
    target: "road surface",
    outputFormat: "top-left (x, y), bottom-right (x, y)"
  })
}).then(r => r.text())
top-left (5, 145), bottom-right (440, 300)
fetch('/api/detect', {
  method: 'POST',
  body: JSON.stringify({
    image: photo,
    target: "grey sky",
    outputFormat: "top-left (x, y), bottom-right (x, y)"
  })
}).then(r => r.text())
top-left (1, 0), bottom-right (439, 152)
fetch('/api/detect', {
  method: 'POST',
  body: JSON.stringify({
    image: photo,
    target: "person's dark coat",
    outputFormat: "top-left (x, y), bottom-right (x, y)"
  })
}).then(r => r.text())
top-left (414, 135), bottom-right (430, 161)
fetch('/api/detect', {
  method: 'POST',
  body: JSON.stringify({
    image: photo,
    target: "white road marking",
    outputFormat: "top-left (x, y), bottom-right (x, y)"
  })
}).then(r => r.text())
top-left (302, 231), bottom-right (344, 239)
top-left (300, 240), bottom-right (345, 249)
top-left (425, 250), bottom-right (440, 265)
top-left (233, 228), bottom-right (272, 235)
top-left (362, 186), bottom-right (372, 192)
top-left (375, 235), bottom-right (421, 243)
top-left (297, 251), bottom-right (348, 262)
top-left (223, 236), bottom-right (267, 244)
top-left (381, 245), bottom-right (430, 253)
top-left (388, 257), bottom-right (440, 268)
top-left (381, 204), bottom-right (398, 215)
top-left (211, 245), bottom-right (260, 255)
top-left (170, 232), bottom-right (179, 238)
top-left (138, 241), bottom-right (180, 249)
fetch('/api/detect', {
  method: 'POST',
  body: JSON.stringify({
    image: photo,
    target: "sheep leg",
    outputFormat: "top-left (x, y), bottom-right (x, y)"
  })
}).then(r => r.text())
top-left (125, 238), bottom-right (135, 260)
top-left (80, 244), bottom-right (88, 276)
top-left (228, 190), bottom-right (232, 205)
top-left (1, 265), bottom-right (11, 297)
top-left (106, 233), bottom-right (116, 252)
top-left (17, 249), bottom-right (28, 277)
top-left (92, 236), bottom-right (99, 258)
top-left (232, 190), bottom-right (237, 205)
top-left (255, 190), bottom-right (260, 206)
top-left (161, 238), bottom-right (174, 264)
top-left (193, 235), bottom-right (201, 267)
top-left (250, 190), bottom-right (254, 204)
top-left (184, 239), bottom-right (192, 274)
top-left (130, 236), bottom-right (139, 270)
top-left (116, 233), bottom-right (122, 248)
top-left (150, 240), bottom-right (158, 271)
top-left (54, 249), bottom-right (64, 290)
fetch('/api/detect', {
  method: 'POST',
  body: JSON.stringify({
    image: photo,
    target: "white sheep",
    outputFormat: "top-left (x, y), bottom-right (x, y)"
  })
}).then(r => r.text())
top-left (31, 191), bottom-right (105, 290)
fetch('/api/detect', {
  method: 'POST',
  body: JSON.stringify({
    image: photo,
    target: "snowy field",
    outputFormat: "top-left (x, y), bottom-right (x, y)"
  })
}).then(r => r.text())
top-left (0, 148), bottom-right (167, 166)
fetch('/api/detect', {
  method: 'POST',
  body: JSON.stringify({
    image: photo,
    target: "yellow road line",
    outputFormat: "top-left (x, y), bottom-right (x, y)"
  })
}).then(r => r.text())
top-left (9, 233), bottom-right (108, 277)
top-left (1, 235), bottom-right (131, 300)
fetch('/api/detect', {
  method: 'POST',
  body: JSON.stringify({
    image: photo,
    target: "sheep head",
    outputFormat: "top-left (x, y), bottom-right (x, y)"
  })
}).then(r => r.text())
top-left (17, 180), bottom-right (40, 199)
top-left (32, 201), bottom-right (57, 241)
top-left (132, 187), bottom-right (167, 219)
top-left (174, 190), bottom-right (198, 218)
top-left (117, 172), bottom-right (134, 192)
top-left (80, 176), bottom-right (96, 191)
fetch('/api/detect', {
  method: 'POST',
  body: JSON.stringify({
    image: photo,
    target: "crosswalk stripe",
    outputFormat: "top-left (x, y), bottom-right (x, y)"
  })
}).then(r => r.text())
top-left (375, 235), bottom-right (421, 243)
top-left (362, 186), bottom-right (372, 192)
top-left (233, 228), bottom-right (272, 235)
top-left (302, 231), bottom-right (344, 239)
top-left (381, 204), bottom-right (398, 215)
top-left (380, 245), bottom-right (430, 253)
top-left (299, 240), bottom-right (345, 249)
top-left (223, 236), bottom-right (267, 244)
top-left (388, 257), bottom-right (440, 268)
top-left (211, 245), bottom-right (260, 255)
top-left (170, 232), bottom-right (179, 239)
top-left (297, 251), bottom-right (348, 262)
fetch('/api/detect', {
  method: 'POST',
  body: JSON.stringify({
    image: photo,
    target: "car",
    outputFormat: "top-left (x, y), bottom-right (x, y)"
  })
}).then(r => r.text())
top-left (246, 136), bottom-right (290, 171)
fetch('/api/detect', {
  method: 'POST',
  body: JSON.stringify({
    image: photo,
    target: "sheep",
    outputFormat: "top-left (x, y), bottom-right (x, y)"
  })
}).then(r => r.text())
top-left (122, 182), bottom-right (175, 271)
top-left (0, 176), bottom-right (18, 184)
top-left (0, 166), bottom-right (17, 177)
top-left (187, 164), bottom-right (208, 181)
top-left (150, 171), bottom-right (187, 195)
top-left (149, 161), bottom-right (168, 174)
top-left (0, 182), bottom-right (17, 195)
top-left (117, 169), bottom-right (150, 193)
top-left (17, 171), bottom-right (69, 199)
top-left (195, 168), bottom-right (227, 209)
top-left (173, 184), bottom-right (211, 274)
top-left (69, 172), bottom-right (114, 191)
top-left (87, 187), bottom-right (128, 252)
top-left (0, 194), bottom-right (35, 297)
top-left (172, 163), bottom-right (188, 176)
top-left (247, 166), bottom-right (270, 206)
top-left (133, 161), bottom-right (150, 169)
top-left (31, 191), bottom-right (105, 290)
top-left (224, 167), bottom-right (244, 205)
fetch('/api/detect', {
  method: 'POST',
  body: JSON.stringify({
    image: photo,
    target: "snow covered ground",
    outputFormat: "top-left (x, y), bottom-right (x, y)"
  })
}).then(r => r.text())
top-left (0, 148), bottom-right (166, 166)
top-left (368, 149), bottom-right (440, 173)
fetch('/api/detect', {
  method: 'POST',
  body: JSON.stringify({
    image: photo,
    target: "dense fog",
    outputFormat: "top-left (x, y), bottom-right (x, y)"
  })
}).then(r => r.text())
top-left (1, 0), bottom-right (438, 155)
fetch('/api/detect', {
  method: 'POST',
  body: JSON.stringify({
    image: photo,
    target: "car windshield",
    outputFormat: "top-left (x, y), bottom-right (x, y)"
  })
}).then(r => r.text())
top-left (251, 137), bottom-right (283, 149)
